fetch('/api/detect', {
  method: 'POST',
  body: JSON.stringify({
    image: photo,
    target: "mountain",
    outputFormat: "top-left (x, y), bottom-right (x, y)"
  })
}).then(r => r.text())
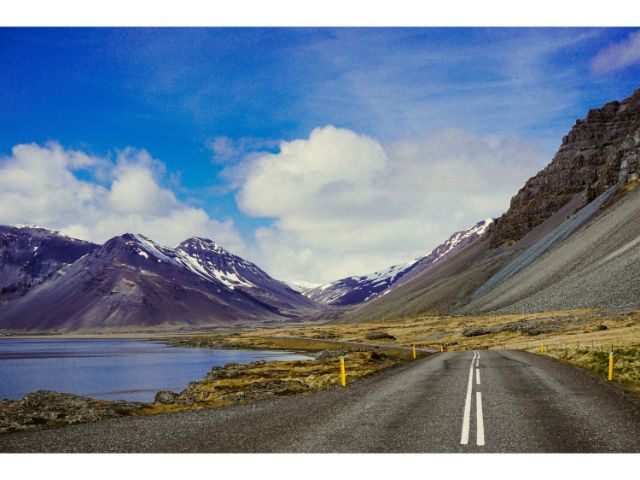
top-left (304, 259), bottom-right (418, 307)
top-left (490, 88), bottom-right (640, 248)
top-left (4, 88), bottom-right (640, 330)
top-left (175, 237), bottom-right (316, 312)
top-left (336, 87), bottom-right (640, 322)
top-left (305, 219), bottom-right (493, 307)
top-left (0, 225), bottom-right (98, 306)
top-left (0, 232), bottom-right (318, 332)
top-left (462, 184), bottom-right (640, 314)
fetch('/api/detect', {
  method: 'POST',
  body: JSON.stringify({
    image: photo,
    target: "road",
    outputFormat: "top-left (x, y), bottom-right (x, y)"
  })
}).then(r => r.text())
top-left (2, 350), bottom-right (640, 452)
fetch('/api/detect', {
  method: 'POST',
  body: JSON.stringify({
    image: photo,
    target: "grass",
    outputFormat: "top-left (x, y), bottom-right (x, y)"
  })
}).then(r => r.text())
top-left (179, 308), bottom-right (640, 353)
top-left (138, 350), bottom-right (409, 415)
top-left (6, 308), bottom-right (639, 431)
top-left (159, 308), bottom-right (640, 410)
top-left (545, 345), bottom-right (640, 395)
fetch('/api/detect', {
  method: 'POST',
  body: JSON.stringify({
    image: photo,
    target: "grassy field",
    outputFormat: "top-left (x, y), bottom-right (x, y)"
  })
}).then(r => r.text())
top-left (172, 308), bottom-right (639, 352)
top-left (166, 308), bottom-right (640, 401)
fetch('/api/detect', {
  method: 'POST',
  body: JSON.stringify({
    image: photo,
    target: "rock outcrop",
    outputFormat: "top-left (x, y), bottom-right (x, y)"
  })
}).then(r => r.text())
top-left (490, 88), bottom-right (640, 248)
top-left (0, 390), bottom-right (143, 433)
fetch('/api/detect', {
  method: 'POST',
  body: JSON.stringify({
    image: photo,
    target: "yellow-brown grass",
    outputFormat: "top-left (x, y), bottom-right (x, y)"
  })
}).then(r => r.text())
top-left (158, 308), bottom-right (640, 413)
top-left (182, 308), bottom-right (639, 353)
top-left (138, 351), bottom-right (404, 415)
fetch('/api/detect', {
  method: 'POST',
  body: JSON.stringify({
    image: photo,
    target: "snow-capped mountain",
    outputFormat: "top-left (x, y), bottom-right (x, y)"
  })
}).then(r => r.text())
top-left (0, 225), bottom-right (98, 305)
top-left (304, 259), bottom-right (419, 307)
top-left (175, 237), bottom-right (315, 310)
top-left (420, 219), bottom-right (494, 267)
top-left (0, 229), bottom-right (317, 331)
top-left (305, 219), bottom-right (494, 307)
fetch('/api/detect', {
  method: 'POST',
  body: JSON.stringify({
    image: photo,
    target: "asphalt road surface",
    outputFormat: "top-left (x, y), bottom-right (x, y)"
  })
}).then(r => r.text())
top-left (2, 350), bottom-right (640, 452)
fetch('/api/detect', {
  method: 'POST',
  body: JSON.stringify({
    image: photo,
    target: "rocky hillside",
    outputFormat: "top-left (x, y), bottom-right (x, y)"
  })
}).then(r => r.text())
top-left (338, 88), bottom-right (640, 322)
top-left (490, 88), bottom-right (640, 248)
top-left (306, 219), bottom-right (493, 307)
top-left (464, 182), bottom-right (640, 314)
top-left (0, 226), bottom-right (98, 305)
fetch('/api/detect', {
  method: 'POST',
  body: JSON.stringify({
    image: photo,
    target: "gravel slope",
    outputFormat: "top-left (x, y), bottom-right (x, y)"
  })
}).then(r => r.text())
top-left (464, 186), bottom-right (640, 314)
top-left (2, 350), bottom-right (640, 453)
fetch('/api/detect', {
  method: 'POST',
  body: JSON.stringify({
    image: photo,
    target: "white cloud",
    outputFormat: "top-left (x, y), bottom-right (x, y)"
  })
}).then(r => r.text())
top-left (0, 142), bottom-right (243, 250)
top-left (236, 125), bottom-right (547, 283)
top-left (207, 136), bottom-right (238, 164)
top-left (591, 31), bottom-right (640, 75)
top-left (207, 136), bottom-right (280, 165)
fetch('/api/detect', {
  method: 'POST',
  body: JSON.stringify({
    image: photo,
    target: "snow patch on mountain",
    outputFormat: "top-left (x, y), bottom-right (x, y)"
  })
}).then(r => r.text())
top-left (305, 218), bottom-right (494, 307)
top-left (287, 280), bottom-right (323, 292)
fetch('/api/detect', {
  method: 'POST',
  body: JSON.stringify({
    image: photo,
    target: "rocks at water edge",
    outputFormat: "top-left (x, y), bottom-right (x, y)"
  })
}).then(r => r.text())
top-left (0, 390), bottom-right (143, 433)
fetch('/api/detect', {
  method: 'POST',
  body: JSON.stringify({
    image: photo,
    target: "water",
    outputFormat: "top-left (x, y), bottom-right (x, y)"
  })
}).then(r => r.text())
top-left (0, 338), bottom-right (311, 402)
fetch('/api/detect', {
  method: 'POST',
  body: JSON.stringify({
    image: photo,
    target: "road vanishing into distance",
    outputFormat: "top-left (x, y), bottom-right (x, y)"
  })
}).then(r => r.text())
top-left (2, 350), bottom-right (640, 453)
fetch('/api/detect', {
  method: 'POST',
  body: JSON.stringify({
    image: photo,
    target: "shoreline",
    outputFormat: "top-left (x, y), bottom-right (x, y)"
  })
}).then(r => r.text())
top-left (0, 334), bottom-right (416, 434)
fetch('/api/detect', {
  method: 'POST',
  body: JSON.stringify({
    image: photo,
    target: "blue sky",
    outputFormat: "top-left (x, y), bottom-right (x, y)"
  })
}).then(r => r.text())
top-left (1, 28), bottom-right (639, 282)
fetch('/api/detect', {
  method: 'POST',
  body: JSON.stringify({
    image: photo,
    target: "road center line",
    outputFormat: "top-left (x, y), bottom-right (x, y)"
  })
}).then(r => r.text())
top-left (460, 351), bottom-right (477, 445)
top-left (476, 368), bottom-right (481, 385)
top-left (476, 392), bottom-right (485, 446)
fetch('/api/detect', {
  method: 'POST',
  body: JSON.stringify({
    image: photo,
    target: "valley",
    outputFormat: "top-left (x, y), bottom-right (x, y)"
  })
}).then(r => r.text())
top-left (1, 84), bottom-right (640, 454)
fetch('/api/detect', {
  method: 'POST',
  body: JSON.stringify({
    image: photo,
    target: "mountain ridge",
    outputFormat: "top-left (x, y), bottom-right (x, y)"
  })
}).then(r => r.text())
top-left (0, 229), bottom-right (318, 332)
top-left (490, 87), bottom-right (640, 248)
top-left (305, 219), bottom-right (493, 307)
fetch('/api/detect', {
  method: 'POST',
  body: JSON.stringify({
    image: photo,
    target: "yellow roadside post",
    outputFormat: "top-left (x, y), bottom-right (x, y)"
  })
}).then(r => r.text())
top-left (412, 345), bottom-right (416, 359)
top-left (340, 357), bottom-right (346, 387)
top-left (540, 343), bottom-right (545, 354)
top-left (440, 345), bottom-right (444, 352)
top-left (608, 352), bottom-right (614, 381)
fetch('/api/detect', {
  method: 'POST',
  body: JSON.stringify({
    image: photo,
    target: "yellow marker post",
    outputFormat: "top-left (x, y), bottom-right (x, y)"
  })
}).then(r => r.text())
top-left (540, 343), bottom-right (545, 354)
top-left (339, 357), bottom-right (346, 387)
top-left (412, 345), bottom-right (416, 359)
top-left (608, 352), bottom-right (614, 381)
top-left (440, 345), bottom-right (444, 353)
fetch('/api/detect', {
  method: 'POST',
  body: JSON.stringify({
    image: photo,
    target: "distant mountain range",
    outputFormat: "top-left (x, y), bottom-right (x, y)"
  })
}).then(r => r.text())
top-left (2, 88), bottom-right (640, 331)
top-left (0, 219), bottom-right (495, 331)
top-left (0, 227), bottom-right (317, 331)
top-left (304, 219), bottom-right (493, 307)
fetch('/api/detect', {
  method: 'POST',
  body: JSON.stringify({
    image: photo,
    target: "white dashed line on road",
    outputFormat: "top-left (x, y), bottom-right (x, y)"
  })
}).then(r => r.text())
top-left (460, 350), bottom-right (485, 447)
top-left (476, 392), bottom-right (485, 446)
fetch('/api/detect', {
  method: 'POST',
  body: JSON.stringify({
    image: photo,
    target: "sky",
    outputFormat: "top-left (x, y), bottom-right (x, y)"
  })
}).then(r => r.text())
top-left (1, 27), bottom-right (639, 284)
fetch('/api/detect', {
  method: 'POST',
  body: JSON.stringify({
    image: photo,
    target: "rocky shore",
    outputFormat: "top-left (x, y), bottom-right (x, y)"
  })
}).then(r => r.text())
top-left (0, 390), bottom-right (144, 433)
top-left (0, 348), bottom-right (405, 434)
top-left (143, 350), bottom-right (399, 414)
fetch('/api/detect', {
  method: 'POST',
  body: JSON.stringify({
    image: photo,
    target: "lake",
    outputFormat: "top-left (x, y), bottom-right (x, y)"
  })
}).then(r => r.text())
top-left (0, 338), bottom-right (311, 402)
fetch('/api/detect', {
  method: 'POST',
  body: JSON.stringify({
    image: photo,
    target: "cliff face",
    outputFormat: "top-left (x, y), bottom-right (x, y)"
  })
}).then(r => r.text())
top-left (490, 88), bottom-right (640, 248)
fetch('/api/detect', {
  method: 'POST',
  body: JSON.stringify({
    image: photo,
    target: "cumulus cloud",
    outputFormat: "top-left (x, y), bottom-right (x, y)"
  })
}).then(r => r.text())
top-left (591, 31), bottom-right (640, 75)
top-left (0, 142), bottom-right (243, 250)
top-left (235, 125), bottom-right (547, 283)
